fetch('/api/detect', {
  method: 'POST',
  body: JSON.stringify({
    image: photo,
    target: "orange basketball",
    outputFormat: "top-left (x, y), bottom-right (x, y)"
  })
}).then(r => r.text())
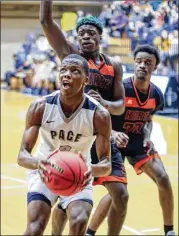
top-left (44, 150), bottom-right (87, 196)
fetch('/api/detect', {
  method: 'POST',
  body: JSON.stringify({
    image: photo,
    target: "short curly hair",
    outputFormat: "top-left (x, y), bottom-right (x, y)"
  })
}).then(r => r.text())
top-left (133, 44), bottom-right (160, 66)
top-left (76, 16), bottom-right (103, 35)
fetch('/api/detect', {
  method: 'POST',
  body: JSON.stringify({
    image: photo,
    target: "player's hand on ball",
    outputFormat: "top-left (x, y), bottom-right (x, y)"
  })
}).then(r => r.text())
top-left (78, 151), bottom-right (92, 187)
top-left (113, 131), bottom-right (129, 148)
top-left (37, 160), bottom-right (51, 182)
top-left (88, 90), bottom-right (107, 107)
top-left (143, 139), bottom-right (154, 154)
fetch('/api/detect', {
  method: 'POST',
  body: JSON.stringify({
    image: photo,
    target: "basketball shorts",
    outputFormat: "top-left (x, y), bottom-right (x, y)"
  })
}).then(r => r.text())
top-left (126, 150), bottom-right (160, 175)
top-left (91, 140), bottom-right (127, 185)
top-left (120, 143), bottom-right (160, 175)
top-left (27, 170), bottom-right (93, 209)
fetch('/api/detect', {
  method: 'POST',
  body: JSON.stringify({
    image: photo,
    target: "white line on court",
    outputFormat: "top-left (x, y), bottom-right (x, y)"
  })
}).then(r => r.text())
top-left (1, 175), bottom-right (26, 184)
top-left (123, 225), bottom-right (145, 235)
top-left (94, 206), bottom-right (145, 235)
top-left (141, 228), bottom-right (160, 233)
top-left (1, 163), bottom-right (18, 167)
top-left (1, 185), bottom-right (26, 190)
top-left (1, 175), bottom-right (146, 235)
top-left (104, 212), bottom-right (145, 235)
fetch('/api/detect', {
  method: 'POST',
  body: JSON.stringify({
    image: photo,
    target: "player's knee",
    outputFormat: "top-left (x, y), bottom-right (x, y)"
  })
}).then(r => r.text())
top-left (70, 210), bottom-right (89, 233)
top-left (113, 187), bottom-right (129, 208)
top-left (156, 173), bottom-right (172, 191)
top-left (118, 191), bottom-right (129, 207)
top-left (103, 194), bottom-right (112, 205)
top-left (28, 220), bottom-right (46, 235)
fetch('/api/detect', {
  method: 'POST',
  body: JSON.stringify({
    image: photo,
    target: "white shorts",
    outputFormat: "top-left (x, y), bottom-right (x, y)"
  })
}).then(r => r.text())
top-left (27, 170), bottom-right (93, 209)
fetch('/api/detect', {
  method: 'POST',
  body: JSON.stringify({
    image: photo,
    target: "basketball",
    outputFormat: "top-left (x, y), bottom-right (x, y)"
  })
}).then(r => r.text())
top-left (44, 150), bottom-right (87, 196)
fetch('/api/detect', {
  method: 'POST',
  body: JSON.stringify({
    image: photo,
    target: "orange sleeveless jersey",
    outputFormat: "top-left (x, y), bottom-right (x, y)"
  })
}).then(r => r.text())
top-left (84, 54), bottom-right (115, 101)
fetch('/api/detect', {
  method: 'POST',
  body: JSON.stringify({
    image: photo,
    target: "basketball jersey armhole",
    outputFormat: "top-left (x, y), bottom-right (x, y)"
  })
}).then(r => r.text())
top-left (101, 53), bottom-right (112, 65)
top-left (103, 54), bottom-right (115, 100)
top-left (41, 93), bottom-right (59, 124)
top-left (92, 106), bottom-right (98, 136)
top-left (41, 98), bottom-right (48, 124)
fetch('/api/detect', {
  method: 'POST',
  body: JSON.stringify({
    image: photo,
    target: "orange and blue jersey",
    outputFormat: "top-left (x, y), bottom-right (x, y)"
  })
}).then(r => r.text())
top-left (111, 77), bottom-right (164, 141)
top-left (84, 53), bottom-right (115, 101)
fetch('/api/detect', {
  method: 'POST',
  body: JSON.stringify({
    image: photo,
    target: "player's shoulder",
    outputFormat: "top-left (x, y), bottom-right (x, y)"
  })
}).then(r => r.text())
top-left (104, 55), bottom-right (123, 79)
top-left (95, 103), bottom-right (111, 122)
top-left (101, 53), bottom-right (120, 67)
top-left (83, 93), bottom-right (99, 110)
top-left (83, 94), bottom-right (110, 124)
top-left (45, 90), bottom-right (60, 105)
top-left (93, 103), bottom-right (111, 132)
top-left (29, 91), bottom-right (59, 114)
top-left (27, 97), bottom-right (45, 120)
top-left (123, 77), bottom-right (133, 89)
top-left (26, 96), bottom-right (46, 125)
top-left (150, 81), bottom-right (164, 98)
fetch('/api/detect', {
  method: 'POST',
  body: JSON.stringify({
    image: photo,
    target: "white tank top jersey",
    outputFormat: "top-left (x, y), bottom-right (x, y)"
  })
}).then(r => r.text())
top-left (33, 91), bottom-right (98, 165)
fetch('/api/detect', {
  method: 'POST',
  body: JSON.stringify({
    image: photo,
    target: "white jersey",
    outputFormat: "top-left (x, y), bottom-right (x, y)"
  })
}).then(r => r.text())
top-left (34, 91), bottom-right (98, 165)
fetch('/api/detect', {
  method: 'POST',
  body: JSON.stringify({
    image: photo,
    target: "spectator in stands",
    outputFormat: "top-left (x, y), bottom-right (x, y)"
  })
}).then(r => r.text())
top-left (48, 80), bottom-right (57, 94)
top-left (98, 4), bottom-right (112, 28)
top-left (32, 54), bottom-right (56, 85)
top-left (109, 8), bottom-right (128, 37)
top-left (168, 30), bottom-right (178, 72)
top-left (142, 6), bottom-right (154, 27)
top-left (120, 1), bottom-right (133, 16)
top-left (9, 76), bottom-right (23, 91)
top-left (153, 30), bottom-right (171, 66)
top-left (129, 5), bottom-right (142, 22)
top-left (76, 10), bottom-right (84, 21)
top-left (47, 49), bottom-right (57, 64)
top-left (3, 0), bottom-right (178, 94)
top-left (4, 53), bottom-right (26, 87)
top-left (125, 21), bottom-right (138, 50)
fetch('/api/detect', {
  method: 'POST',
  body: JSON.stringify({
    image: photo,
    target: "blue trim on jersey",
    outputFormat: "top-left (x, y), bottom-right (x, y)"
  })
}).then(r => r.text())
top-left (79, 198), bottom-right (93, 206)
top-left (27, 192), bottom-right (52, 207)
top-left (46, 93), bottom-right (58, 105)
top-left (82, 96), bottom-right (97, 111)
top-left (58, 199), bottom-right (93, 211)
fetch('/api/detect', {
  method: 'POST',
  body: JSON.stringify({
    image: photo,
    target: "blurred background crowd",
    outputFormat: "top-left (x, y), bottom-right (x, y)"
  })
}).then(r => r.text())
top-left (3, 0), bottom-right (178, 96)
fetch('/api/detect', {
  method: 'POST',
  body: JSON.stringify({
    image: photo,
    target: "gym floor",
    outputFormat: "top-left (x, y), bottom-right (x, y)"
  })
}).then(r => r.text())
top-left (1, 90), bottom-right (178, 235)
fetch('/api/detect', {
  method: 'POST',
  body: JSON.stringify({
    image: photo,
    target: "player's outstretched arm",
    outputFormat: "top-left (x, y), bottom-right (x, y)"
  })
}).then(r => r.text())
top-left (91, 105), bottom-right (112, 177)
top-left (17, 99), bottom-right (45, 170)
top-left (40, 0), bottom-right (79, 60)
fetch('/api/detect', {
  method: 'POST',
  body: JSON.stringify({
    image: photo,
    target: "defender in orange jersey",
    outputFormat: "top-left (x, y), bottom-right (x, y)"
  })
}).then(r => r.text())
top-left (87, 45), bottom-right (175, 236)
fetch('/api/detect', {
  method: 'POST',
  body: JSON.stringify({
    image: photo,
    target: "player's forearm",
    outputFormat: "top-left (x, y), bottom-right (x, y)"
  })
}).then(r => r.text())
top-left (143, 121), bottom-right (153, 139)
top-left (17, 149), bottom-right (38, 170)
top-left (40, 0), bottom-right (53, 25)
top-left (104, 99), bottom-right (125, 115)
top-left (91, 158), bottom-right (111, 177)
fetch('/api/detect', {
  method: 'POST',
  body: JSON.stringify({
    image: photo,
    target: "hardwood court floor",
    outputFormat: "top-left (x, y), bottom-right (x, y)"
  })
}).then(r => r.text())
top-left (1, 90), bottom-right (178, 235)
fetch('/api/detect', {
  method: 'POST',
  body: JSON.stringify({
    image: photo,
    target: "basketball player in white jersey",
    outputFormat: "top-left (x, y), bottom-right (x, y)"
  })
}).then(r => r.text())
top-left (17, 54), bottom-right (112, 235)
